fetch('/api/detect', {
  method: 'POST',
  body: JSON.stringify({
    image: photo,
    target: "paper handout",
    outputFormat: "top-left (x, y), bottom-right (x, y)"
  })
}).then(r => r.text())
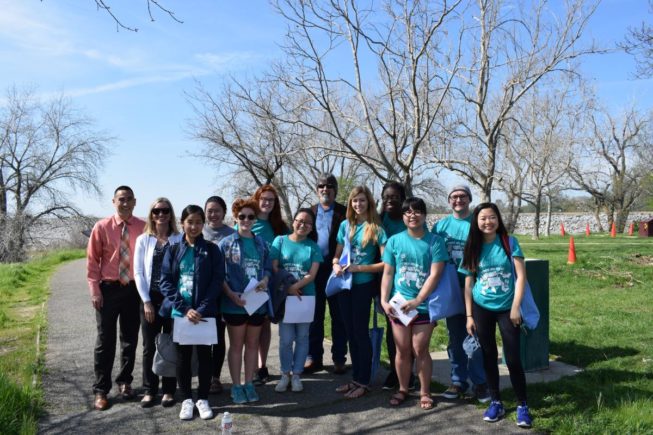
top-left (389, 293), bottom-right (418, 326)
top-left (283, 295), bottom-right (316, 323)
top-left (241, 278), bottom-right (270, 315)
top-left (173, 316), bottom-right (218, 345)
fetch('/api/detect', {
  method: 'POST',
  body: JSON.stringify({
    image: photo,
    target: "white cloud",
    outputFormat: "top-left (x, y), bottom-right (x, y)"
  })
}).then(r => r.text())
top-left (194, 51), bottom-right (262, 71)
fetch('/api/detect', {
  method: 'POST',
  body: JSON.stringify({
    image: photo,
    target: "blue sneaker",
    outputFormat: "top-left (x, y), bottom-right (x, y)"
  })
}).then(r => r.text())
top-left (516, 404), bottom-right (533, 428)
top-left (231, 385), bottom-right (247, 404)
top-left (483, 400), bottom-right (505, 422)
top-left (244, 382), bottom-right (260, 402)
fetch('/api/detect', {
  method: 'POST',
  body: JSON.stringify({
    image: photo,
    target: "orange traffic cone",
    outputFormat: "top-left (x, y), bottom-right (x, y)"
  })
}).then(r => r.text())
top-left (585, 223), bottom-right (590, 236)
top-left (560, 222), bottom-right (566, 237)
top-left (628, 222), bottom-right (634, 236)
top-left (567, 236), bottom-right (576, 264)
top-left (610, 222), bottom-right (616, 238)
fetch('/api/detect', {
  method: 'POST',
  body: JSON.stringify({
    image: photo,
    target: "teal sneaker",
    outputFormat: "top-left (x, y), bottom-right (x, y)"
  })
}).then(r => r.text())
top-left (231, 384), bottom-right (247, 404)
top-left (244, 382), bottom-right (260, 402)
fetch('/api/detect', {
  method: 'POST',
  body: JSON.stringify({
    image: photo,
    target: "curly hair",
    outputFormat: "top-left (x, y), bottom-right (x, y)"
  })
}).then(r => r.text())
top-left (231, 198), bottom-right (259, 217)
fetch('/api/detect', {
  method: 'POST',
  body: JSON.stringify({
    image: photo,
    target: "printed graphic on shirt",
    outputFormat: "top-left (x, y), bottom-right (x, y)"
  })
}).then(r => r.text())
top-left (397, 255), bottom-right (428, 289)
top-left (178, 247), bottom-right (195, 299)
top-left (477, 265), bottom-right (513, 296)
top-left (244, 257), bottom-right (261, 280)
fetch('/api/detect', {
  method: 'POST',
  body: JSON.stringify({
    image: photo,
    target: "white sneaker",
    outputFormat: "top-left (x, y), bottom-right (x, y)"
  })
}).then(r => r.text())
top-left (179, 399), bottom-right (194, 420)
top-left (291, 374), bottom-right (303, 392)
top-left (275, 374), bottom-right (290, 392)
top-left (195, 399), bottom-right (213, 420)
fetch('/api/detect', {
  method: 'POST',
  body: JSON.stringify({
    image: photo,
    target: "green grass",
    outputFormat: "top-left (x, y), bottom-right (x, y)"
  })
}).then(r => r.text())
top-left (0, 249), bottom-right (85, 435)
top-left (326, 234), bottom-right (653, 434)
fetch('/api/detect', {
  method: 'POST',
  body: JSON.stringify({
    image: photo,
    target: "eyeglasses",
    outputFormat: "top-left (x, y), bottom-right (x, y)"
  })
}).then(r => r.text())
top-left (382, 195), bottom-right (401, 202)
top-left (294, 219), bottom-right (313, 227)
top-left (259, 197), bottom-right (276, 204)
top-left (237, 214), bottom-right (256, 221)
top-left (317, 183), bottom-right (335, 189)
top-left (449, 194), bottom-right (469, 201)
top-left (403, 209), bottom-right (424, 217)
top-left (151, 208), bottom-right (171, 216)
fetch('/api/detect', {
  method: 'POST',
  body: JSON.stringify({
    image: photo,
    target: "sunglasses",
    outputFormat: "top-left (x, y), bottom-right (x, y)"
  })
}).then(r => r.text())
top-left (237, 214), bottom-right (256, 221)
top-left (151, 208), bottom-right (171, 216)
top-left (317, 183), bottom-right (335, 189)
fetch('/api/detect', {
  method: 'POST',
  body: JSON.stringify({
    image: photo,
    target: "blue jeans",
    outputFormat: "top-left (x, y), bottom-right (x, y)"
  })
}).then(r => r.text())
top-left (279, 322), bottom-right (311, 374)
top-left (338, 280), bottom-right (375, 385)
top-left (446, 313), bottom-right (486, 390)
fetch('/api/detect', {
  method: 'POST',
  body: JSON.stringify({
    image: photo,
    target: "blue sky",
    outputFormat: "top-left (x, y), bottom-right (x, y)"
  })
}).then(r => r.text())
top-left (1, 0), bottom-right (651, 218)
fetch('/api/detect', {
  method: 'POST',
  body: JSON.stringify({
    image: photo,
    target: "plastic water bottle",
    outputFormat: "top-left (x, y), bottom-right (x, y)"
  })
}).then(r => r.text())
top-left (221, 411), bottom-right (233, 434)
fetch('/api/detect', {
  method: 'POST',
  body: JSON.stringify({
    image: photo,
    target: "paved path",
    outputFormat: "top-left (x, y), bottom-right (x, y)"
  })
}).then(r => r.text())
top-left (39, 259), bottom-right (528, 434)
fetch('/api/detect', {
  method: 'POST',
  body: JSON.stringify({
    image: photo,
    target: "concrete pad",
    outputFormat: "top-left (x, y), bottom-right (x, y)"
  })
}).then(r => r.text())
top-left (430, 350), bottom-right (583, 388)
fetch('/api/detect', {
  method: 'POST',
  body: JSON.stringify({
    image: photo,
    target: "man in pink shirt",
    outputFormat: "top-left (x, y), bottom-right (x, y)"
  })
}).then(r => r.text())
top-left (87, 186), bottom-right (145, 411)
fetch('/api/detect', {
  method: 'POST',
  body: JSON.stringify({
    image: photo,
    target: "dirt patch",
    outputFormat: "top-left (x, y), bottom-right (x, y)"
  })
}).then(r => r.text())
top-left (631, 254), bottom-right (653, 266)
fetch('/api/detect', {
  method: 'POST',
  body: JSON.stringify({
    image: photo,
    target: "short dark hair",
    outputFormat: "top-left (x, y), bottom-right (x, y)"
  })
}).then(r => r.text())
top-left (204, 195), bottom-right (227, 213)
top-left (180, 204), bottom-right (205, 223)
top-left (114, 185), bottom-right (134, 197)
top-left (382, 181), bottom-right (407, 202)
top-left (401, 197), bottom-right (427, 215)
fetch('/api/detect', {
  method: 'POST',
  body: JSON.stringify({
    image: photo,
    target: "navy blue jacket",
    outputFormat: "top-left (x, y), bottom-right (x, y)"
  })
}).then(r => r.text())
top-left (159, 233), bottom-right (224, 319)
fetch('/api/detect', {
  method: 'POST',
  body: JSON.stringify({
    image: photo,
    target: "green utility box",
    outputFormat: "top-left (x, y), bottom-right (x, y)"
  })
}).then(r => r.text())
top-left (502, 259), bottom-right (549, 372)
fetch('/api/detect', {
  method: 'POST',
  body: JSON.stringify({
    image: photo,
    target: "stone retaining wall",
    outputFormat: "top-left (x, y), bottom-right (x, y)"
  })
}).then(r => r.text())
top-left (429, 212), bottom-right (653, 235)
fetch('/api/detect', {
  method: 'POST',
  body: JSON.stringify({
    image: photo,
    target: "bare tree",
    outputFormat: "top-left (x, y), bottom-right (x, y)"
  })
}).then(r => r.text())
top-left (272, 0), bottom-right (459, 196)
top-left (621, 0), bottom-right (653, 78)
top-left (434, 0), bottom-right (599, 202)
top-left (497, 79), bottom-right (583, 238)
top-left (569, 106), bottom-right (652, 232)
top-left (40, 0), bottom-right (182, 32)
top-left (0, 87), bottom-right (110, 262)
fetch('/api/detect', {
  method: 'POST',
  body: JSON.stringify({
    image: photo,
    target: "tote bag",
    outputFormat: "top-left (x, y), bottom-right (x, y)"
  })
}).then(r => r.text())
top-left (507, 236), bottom-right (540, 330)
top-left (427, 262), bottom-right (465, 321)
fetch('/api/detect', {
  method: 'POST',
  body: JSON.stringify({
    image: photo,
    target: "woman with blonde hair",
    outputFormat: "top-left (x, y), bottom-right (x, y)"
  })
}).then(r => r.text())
top-left (134, 197), bottom-right (180, 408)
top-left (332, 185), bottom-right (387, 399)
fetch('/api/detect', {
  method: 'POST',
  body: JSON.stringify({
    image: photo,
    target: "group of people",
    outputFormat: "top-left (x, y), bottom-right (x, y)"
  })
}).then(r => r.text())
top-left (86, 176), bottom-right (533, 428)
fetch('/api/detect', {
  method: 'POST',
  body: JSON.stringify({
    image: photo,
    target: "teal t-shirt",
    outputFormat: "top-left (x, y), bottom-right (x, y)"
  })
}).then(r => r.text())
top-left (270, 235), bottom-right (324, 296)
top-left (336, 220), bottom-right (387, 285)
top-left (222, 236), bottom-right (266, 315)
top-left (251, 219), bottom-right (276, 247)
top-left (172, 246), bottom-right (194, 318)
top-left (382, 231), bottom-right (449, 313)
top-left (432, 214), bottom-right (472, 268)
top-left (382, 214), bottom-right (406, 238)
top-left (459, 236), bottom-right (524, 311)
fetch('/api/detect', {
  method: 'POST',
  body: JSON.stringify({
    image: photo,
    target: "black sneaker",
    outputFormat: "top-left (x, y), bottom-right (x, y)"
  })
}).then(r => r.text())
top-left (382, 371), bottom-right (398, 390)
top-left (253, 366), bottom-right (270, 386)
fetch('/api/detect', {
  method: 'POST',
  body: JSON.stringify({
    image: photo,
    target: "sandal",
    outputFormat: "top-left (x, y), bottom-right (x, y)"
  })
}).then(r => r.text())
top-left (345, 385), bottom-right (369, 399)
top-left (335, 382), bottom-right (358, 394)
top-left (389, 390), bottom-right (409, 407)
top-left (420, 393), bottom-right (435, 410)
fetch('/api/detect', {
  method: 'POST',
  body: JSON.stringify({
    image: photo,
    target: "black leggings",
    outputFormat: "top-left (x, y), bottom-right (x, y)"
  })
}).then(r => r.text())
top-left (473, 301), bottom-right (527, 403)
top-left (176, 344), bottom-right (212, 400)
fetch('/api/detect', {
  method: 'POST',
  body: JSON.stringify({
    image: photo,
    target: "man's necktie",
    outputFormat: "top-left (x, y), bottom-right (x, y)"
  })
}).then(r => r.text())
top-left (119, 222), bottom-right (130, 285)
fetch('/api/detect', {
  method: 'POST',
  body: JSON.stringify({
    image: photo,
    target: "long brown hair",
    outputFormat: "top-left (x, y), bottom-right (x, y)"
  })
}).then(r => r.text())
top-left (252, 184), bottom-right (289, 235)
top-left (345, 186), bottom-right (382, 248)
